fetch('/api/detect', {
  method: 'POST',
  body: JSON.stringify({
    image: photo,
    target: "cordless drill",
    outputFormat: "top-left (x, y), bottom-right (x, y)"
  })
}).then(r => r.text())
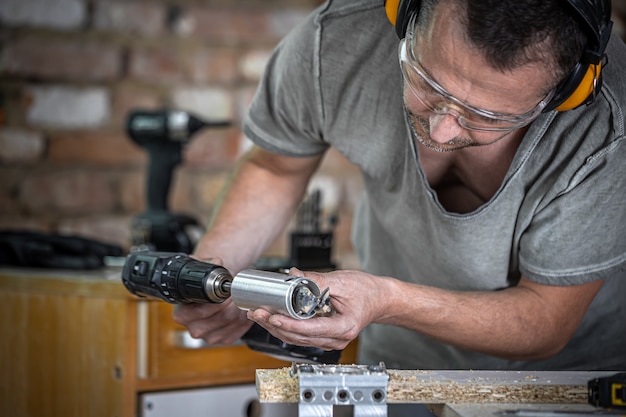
top-left (122, 250), bottom-right (342, 364)
top-left (126, 109), bottom-right (230, 253)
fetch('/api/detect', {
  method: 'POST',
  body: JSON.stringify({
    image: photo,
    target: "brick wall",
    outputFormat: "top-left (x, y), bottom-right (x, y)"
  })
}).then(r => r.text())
top-left (0, 0), bottom-right (365, 267)
top-left (1, 1), bottom-right (625, 268)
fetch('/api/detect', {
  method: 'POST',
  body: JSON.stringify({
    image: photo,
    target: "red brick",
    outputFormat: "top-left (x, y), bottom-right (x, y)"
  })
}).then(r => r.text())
top-left (235, 85), bottom-right (258, 123)
top-left (1, 35), bottom-right (121, 82)
top-left (19, 170), bottom-right (117, 215)
top-left (169, 167), bottom-right (197, 216)
top-left (171, 87), bottom-right (235, 121)
top-left (110, 84), bottom-right (162, 127)
top-left (188, 170), bottom-right (227, 210)
top-left (93, 1), bottom-right (166, 37)
top-left (239, 49), bottom-right (272, 82)
top-left (182, 128), bottom-right (240, 168)
top-left (127, 46), bottom-right (186, 84)
top-left (0, 127), bottom-right (45, 163)
top-left (0, 167), bottom-right (24, 215)
top-left (180, 7), bottom-right (277, 44)
top-left (118, 170), bottom-right (146, 213)
top-left (48, 129), bottom-right (146, 166)
top-left (25, 85), bottom-right (110, 128)
top-left (189, 48), bottom-right (238, 84)
top-left (0, 217), bottom-right (53, 233)
top-left (0, 0), bottom-right (87, 30)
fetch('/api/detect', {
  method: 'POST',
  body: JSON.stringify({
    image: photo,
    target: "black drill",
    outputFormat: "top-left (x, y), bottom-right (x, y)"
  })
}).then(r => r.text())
top-left (126, 109), bottom-right (230, 253)
top-left (122, 250), bottom-right (342, 364)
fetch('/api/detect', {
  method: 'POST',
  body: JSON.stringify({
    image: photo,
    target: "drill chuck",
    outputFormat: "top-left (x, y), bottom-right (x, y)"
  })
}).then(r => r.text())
top-left (122, 251), bottom-right (330, 320)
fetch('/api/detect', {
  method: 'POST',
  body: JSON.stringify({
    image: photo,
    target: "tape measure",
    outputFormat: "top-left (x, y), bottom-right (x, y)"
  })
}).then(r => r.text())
top-left (588, 372), bottom-right (626, 409)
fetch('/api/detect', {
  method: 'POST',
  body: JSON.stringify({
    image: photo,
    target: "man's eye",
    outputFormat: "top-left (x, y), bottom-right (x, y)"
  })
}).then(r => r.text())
top-left (471, 115), bottom-right (506, 126)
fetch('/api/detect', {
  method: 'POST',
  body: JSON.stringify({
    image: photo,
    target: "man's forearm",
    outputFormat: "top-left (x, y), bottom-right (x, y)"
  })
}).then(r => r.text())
top-left (194, 146), bottom-right (324, 273)
top-left (377, 276), bottom-right (603, 360)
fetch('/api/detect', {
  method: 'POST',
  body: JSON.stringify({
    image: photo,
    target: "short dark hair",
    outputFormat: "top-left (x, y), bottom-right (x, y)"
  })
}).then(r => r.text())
top-left (425, 0), bottom-right (589, 85)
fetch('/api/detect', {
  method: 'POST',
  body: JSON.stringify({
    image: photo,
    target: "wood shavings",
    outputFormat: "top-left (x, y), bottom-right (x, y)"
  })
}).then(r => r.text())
top-left (385, 370), bottom-right (588, 404)
top-left (256, 367), bottom-right (299, 403)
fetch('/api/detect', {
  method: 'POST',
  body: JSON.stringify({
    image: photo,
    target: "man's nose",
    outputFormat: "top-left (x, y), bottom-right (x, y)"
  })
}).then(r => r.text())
top-left (428, 112), bottom-right (464, 143)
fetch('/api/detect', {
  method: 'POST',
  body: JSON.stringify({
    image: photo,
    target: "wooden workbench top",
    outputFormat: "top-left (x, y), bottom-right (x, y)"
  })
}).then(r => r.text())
top-left (0, 264), bottom-right (134, 299)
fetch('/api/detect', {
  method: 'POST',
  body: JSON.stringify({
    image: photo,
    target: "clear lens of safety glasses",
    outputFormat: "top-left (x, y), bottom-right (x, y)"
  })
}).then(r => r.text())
top-left (398, 34), bottom-right (553, 132)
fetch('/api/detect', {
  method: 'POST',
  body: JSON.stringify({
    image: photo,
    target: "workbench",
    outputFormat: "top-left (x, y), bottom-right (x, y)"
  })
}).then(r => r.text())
top-left (0, 266), bottom-right (357, 417)
top-left (1, 267), bottom-right (618, 417)
top-left (256, 362), bottom-right (621, 416)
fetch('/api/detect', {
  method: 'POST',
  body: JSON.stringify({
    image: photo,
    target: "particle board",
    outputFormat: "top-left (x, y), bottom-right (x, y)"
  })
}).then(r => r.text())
top-left (256, 367), bottom-right (615, 405)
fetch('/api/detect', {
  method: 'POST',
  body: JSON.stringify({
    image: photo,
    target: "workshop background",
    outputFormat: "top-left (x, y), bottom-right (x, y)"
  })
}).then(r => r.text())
top-left (0, 0), bottom-right (625, 269)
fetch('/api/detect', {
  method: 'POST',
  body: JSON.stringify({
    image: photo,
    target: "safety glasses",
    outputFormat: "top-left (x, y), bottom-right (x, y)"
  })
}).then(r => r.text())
top-left (399, 17), bottom-right (554, 132)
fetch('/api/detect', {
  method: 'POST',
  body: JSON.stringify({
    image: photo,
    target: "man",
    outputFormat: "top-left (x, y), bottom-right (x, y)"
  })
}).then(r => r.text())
top-left (174, 0), bottom-right (626, 370)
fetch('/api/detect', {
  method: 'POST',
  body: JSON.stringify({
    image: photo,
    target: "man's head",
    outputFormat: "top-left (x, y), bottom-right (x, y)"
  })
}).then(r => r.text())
top-left (438, 0), bottom-right (587, 86)
top-left (387, 0), bottom-right (612, 151)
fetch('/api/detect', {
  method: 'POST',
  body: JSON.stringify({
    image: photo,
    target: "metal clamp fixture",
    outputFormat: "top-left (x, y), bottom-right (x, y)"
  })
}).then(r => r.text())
top-left (292, 362), bottom-right (389, 417)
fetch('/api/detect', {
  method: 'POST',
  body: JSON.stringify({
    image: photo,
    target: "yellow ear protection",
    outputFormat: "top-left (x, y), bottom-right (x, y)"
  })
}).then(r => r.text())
top-left (385, 0), bottom-right (420, 39)
top-left (547, 0), bottom-right (613, 111)
top-left (384, 0), bottom-right (613, 112)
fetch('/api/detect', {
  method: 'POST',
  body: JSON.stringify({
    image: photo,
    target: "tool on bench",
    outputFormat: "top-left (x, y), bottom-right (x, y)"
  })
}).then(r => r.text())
top-left (588, 372), bottom-right (626, 410)
top-left (121, 250), bottom-right (341, 364)
top-left (126, 109), bottom-right (230, 253)
top-left (291, 362), bottom-right (389, 417)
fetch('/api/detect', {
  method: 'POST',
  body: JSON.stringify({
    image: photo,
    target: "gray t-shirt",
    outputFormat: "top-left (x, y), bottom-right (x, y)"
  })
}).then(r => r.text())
top-left (243, 0), bottom-right (626, 370)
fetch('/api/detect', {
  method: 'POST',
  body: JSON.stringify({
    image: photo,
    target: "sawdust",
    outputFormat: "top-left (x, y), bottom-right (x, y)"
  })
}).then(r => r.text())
top-left (256, 368), bottom-right (589, 404)
top-left (256, 367), bottom-right (299, 402)
top-left (385, 371), bottom-right (587, 404)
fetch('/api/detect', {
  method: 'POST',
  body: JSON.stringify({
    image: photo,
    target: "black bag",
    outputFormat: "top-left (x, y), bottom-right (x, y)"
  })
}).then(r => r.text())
top-left (0, 230), bottom-right (123, 269)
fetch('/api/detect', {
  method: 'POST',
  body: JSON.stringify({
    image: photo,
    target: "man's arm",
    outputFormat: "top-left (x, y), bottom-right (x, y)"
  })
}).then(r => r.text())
top-left (194, 145), bottom-right (324, 273)
top-left (173, 145), bottom-right (324, 345)
top-left (248, 271), bottom-right (604, 361)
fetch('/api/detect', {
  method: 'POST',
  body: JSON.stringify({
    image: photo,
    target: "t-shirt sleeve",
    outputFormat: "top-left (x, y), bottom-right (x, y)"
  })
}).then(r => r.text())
top-left (518, 136), bottom-right (626, 285)
top-left (242, 11), bottom-right (329, 157)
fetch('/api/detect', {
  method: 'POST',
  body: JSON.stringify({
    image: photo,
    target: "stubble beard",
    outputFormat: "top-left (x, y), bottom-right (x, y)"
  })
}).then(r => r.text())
top-left (408, 112), bottom-right (475, 152)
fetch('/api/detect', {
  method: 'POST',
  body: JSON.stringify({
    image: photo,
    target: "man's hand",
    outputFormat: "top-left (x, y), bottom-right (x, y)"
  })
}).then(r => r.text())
top-left (173, 300), bottom-right (253, 345)
top-left (247, 268), bottom-right (389, 350)
top-left (172, 256), bottom-right (251, 345)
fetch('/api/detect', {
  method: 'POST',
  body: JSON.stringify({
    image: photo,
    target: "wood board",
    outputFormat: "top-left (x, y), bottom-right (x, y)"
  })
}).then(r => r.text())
top-left (256, 367), bottom-right (614, 404)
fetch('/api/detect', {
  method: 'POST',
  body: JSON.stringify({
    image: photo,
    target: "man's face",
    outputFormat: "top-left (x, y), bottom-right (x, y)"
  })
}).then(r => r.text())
top-left (401, 2), bottom-right (555, 152)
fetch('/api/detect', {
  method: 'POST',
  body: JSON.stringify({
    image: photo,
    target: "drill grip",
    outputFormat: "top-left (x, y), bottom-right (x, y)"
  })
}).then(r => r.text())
top-left (146, 143), bottom-right (182, 212)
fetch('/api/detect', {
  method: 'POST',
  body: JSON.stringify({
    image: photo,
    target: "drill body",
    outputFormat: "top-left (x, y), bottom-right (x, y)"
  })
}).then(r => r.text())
top-left (126, 109), bottom-right (230, 253)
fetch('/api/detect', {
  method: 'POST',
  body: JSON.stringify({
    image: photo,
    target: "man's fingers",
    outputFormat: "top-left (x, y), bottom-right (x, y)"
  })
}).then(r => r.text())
top-left (247, 309), bottom-right (352, 349)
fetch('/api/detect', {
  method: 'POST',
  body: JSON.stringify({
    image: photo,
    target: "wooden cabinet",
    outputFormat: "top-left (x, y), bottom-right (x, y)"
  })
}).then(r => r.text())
top-left (0, 267), bottom-right (357, 417)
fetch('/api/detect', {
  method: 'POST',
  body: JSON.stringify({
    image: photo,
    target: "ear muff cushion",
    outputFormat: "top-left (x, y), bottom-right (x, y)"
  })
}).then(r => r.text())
top-left (555, 62), bottom-right (602, 111)
top-left (385, 0), bottom-right (421, 39)
top-left (549, 0), bottom-right (611, 111)
top-left (385, 0), bottom-right (401, 27)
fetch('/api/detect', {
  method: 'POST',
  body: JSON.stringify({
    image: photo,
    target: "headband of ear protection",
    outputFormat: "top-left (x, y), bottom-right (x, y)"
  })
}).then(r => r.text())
top-left (385, 0), bottom-right (613, 112)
